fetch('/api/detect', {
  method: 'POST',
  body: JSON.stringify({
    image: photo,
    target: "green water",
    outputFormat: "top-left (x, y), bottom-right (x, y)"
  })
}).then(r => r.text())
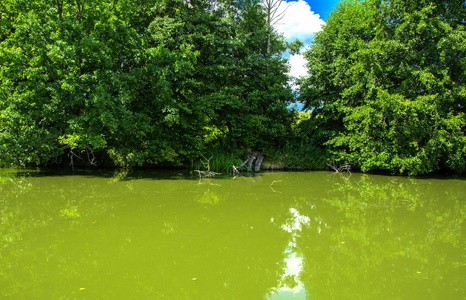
top-left (0, 169), bottom-right (465, 299)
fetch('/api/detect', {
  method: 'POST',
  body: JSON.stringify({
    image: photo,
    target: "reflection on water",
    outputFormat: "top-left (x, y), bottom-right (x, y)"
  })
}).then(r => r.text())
top-left (268, 208), bottom-right (310, 300)
top-left (268, 252), bottom-right (306, 300)
top-left (0, 169), bottom-right (465, 299)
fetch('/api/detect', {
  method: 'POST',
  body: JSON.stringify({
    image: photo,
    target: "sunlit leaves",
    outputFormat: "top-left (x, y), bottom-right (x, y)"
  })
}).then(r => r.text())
top-left (300, 0), bottom-right (466, 174)
top-left (0, 0), bottom-right (294, 168)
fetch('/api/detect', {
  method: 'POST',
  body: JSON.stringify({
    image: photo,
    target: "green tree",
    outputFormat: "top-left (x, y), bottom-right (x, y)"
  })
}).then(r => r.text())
top-left (300, 0), bottom-right (466, 175)
top-left (150, 0), bottom-right (295, 154)
top-left (1, 0), bottom-right (294, 168)
top-left (0, 0), bottom-right (197, 167)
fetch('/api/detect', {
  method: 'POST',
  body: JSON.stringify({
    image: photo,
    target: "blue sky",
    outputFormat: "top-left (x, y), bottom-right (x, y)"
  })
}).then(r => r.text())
top-left (272, 0), bottom-right (341, 78)
top-left (300, 0), bottom-right (341, 21)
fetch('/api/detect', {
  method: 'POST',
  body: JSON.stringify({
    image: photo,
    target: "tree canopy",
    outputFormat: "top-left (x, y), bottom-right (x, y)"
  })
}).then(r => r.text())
top-left (1, 0), bottom-right (465, 175)
top-left (300, 0), bottom-right (466, 175)
top-left (0, 0), bottom-right (294, 168)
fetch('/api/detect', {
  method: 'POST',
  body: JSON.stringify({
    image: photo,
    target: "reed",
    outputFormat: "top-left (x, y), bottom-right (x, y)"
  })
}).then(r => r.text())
top-left (210, 153), bottom-right (242, 173)
top-left (195, 152), bottom-right (242, 174)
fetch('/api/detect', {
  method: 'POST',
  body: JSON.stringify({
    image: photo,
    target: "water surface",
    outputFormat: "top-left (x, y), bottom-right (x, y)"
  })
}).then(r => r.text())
top-left (1, 169), bottom-right (465, 299)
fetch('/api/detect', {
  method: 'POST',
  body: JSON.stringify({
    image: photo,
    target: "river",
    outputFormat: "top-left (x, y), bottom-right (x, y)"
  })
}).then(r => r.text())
top-left (0, 169), bottom-right (465, 299)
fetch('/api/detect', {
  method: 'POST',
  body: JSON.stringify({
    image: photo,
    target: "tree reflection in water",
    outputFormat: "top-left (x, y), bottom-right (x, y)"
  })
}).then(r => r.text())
top-left (268, 207), bottom-right (311, 299)
top-left (289, 173), bottom-right (466, 300)
top-left (0, 170), bottom-right (464, 299)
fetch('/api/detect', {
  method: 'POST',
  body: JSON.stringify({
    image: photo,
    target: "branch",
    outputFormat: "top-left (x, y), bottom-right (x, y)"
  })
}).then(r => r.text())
top-left (194, 170), bottom-right (221, 178)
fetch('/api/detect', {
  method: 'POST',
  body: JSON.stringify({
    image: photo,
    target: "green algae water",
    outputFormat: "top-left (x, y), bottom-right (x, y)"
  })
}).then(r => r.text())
top-left (0, 169), bottom-right (465, 299)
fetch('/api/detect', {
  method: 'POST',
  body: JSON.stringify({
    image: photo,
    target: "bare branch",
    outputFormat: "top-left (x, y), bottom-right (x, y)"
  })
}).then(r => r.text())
top-left (195, 153), bottom-right (221, 178)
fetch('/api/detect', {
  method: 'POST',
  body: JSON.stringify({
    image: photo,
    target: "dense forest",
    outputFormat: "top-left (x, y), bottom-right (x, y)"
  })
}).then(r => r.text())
top-left (0, 0), bottom-right (465, 175)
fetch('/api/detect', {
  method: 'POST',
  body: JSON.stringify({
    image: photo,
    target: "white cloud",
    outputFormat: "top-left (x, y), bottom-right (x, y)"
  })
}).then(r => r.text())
top-left (275, 0), bottom-right (326, 45)
top-left (272, 0), bottom-right (326, 79)
top-left (287, 53), bottom-right (308, 78)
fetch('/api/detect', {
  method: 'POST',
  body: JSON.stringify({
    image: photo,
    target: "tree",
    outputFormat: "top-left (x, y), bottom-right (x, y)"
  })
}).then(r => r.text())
top-left (0, 0), bottom-right (196, 167)
top-left (0, 0), bottom-right (295, 168)
top-left (260, 0), bottom-right (290, 54)
top-left (151, 0), bottom-right (295, 153)
top-left (300, 0), bottom-right (466, 175)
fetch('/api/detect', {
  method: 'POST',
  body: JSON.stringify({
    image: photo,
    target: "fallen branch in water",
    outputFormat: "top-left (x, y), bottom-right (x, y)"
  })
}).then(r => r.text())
top-left (232, 165), bottom-right (240, 175)
top-left (195, 153), bottom-right (221, 178)
top-left (270, 180), bottom-right (283, 193)
top-left (270, 180), bottom-right (283, 187)
top-left (194, 169), bottom-right (222, 178)
top-left (338, 163), bottom-right (351, 173)
top-left (326, 161), bottom-right (352, 173)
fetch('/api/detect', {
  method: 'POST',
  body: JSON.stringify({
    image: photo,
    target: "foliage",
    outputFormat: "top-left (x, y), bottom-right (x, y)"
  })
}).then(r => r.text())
top-left (59, 201), bottom-right (80, 219)
top-left (293, 173), bottom-right (466, 299)
top-left (300, 0), bottom-right (466, 175)
top-left (0, 0), bottom-right (295, 168)
top-left (207, 153), bottom-right (242, 174)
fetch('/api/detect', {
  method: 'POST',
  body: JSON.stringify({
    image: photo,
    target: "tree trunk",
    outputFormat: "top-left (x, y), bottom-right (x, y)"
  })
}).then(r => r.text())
top-left (254, 153), bottom-right (264, 172)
